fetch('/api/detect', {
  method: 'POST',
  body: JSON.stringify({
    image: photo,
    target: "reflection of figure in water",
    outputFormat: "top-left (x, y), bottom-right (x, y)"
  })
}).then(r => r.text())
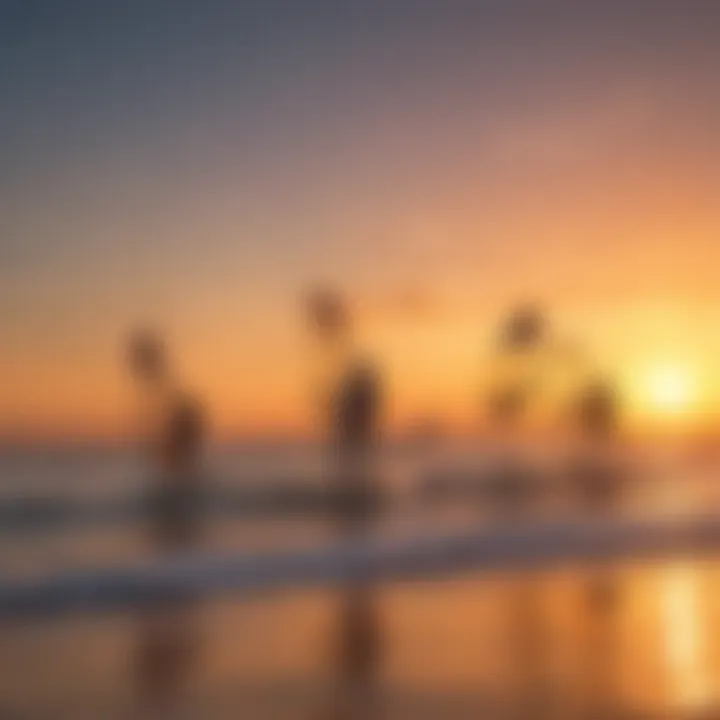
top-left (306, 288), bottom-right (384, 720)
top-left (568, 378), bottom-right (623, 716)
top-left (126, 329), bottom-right (206, 717)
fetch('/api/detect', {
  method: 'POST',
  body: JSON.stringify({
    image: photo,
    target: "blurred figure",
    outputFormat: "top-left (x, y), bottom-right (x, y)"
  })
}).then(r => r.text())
top-left (498, 303), bottom-right (547, 354)
top-left (126, 329), bottom-right (206, 718)
top-left (486, 304), bottom-right (548, 509)
top-left (127, 330), bottom-right (206, 546)
top-left (488, 303), bottom-right (546, 433)
top-left (567, 377), bottom-right (624, 717)
top-left (568, 379), bottom-right (622, 511)
top-left (305, 288), bottom-right (384, 720)
top-left (485, 305), bottom-right (554, 718)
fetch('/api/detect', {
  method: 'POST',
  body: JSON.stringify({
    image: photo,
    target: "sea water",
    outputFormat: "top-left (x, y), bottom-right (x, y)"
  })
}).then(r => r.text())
top-left (1, 441), bottom-right (719, 719)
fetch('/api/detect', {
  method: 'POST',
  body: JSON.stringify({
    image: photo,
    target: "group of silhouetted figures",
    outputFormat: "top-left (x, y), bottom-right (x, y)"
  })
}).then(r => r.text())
top-left (125, 289), bottom-right (386, 718)
top-left (125, 290), bottom-right (624, 719)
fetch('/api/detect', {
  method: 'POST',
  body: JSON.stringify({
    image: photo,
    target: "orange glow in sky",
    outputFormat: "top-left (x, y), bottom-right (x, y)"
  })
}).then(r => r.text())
top-left (2, 4), bottom-right (720, 442)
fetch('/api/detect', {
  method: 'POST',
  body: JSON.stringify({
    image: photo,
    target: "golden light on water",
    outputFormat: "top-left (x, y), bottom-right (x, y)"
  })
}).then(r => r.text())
top-left (662, 566), bottom-right (710, 710)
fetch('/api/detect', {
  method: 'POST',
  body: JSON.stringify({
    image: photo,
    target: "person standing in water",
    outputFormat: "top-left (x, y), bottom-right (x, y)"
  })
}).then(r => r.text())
top-left (569, 378), bottom-right (621, 512)
top-left (125, 329), bottom-right (206, 717)
top-left (305, 288), bottom-right (384, 720)
top-left (485, 305), bottom-right (555, 718)
top-left (568, 378), bottom-right (624, 717)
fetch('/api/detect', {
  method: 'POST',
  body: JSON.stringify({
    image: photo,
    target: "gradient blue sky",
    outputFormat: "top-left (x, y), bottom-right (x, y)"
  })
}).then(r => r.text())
top-left (2, 1), bottom-right (720, 436)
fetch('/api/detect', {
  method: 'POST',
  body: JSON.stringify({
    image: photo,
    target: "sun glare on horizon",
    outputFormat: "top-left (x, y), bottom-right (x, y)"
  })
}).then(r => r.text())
top-left (643, 364), bottom-right (697, 416)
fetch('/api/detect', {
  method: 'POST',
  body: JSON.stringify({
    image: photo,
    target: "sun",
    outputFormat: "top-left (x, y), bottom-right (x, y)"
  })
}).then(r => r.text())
top-left (644, 364), bottom-right (696, 415)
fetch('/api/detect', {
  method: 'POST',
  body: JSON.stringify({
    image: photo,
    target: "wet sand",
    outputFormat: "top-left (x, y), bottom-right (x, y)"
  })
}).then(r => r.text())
top-left (3, 558), bottom-right (720, 718)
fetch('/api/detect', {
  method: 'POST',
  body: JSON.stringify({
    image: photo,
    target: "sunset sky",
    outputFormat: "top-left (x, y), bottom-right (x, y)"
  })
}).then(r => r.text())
top-left (2, 1), bottom-right (720, 440)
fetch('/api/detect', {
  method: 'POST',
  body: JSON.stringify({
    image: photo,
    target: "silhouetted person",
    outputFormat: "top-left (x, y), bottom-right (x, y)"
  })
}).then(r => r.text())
top-left (485, 305), bottom-right (553, 718)
top-left (569, 379), bottom-right (621, 512)
top-left (485, 304), bottom-right (549, 516)
top-left (568, 378), bottom-right (623, 717)
top-left (126, 329), bottom-right (206, 717)
top-left (306, 288), bottom-right (384, 720)
top-left (499, 303), bottom-right (547, 354)
top-left (332, 360), bottom-right (383, 531)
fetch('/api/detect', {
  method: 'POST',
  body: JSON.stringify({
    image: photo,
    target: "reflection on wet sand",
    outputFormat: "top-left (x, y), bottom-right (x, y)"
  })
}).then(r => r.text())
top-left (663, 565), bottom-right (710, 713)
top-left (2, 550), bottom-right (720, 718)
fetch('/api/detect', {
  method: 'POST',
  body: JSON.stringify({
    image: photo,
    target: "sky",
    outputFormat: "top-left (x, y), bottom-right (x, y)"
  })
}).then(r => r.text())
top-left (2, 0), bottom-right (720, 440)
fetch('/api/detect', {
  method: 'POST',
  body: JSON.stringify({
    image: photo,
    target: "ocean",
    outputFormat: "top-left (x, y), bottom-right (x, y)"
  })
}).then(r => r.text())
top-left (1, 442), bottom-right (720, 719)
